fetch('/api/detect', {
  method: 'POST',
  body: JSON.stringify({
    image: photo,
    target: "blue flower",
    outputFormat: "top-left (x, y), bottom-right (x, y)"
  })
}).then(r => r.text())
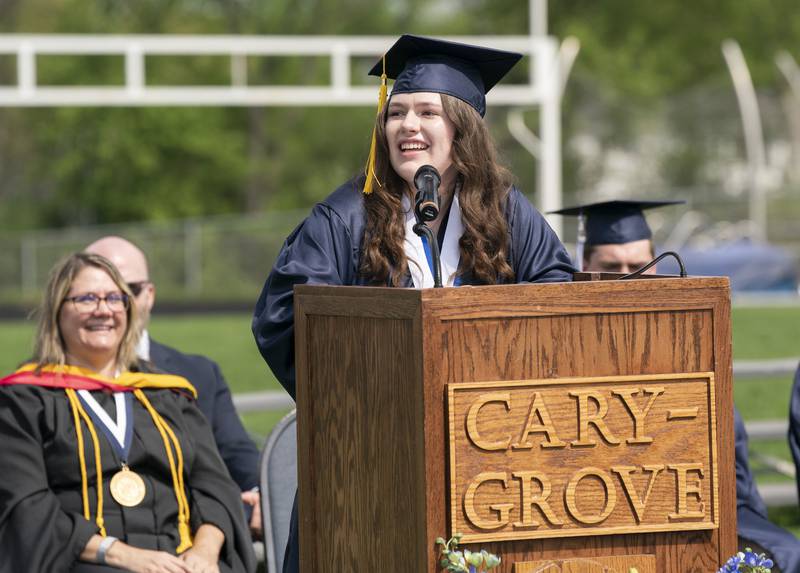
top-left (721, 554), bottom-right (743, 572)
top-left (718, 548), bottom-right (773, 572)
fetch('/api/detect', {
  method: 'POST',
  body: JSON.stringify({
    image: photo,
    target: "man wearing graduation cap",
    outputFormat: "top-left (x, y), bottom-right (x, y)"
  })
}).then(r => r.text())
top-left (552, 199), bottom-right (800, 572)
top-left (550, 199), bottom-right (682, 274)
top-left (253, 34), bottom-right (574, 573)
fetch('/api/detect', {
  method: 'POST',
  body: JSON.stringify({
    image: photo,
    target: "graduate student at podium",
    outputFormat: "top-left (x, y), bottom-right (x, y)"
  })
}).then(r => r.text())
top-left (252, 34), bottom-right (575, 573)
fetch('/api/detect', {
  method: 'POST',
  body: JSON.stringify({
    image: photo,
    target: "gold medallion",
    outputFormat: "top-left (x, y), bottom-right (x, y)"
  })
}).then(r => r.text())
top-left (109, 465), bottom-right (146, 507)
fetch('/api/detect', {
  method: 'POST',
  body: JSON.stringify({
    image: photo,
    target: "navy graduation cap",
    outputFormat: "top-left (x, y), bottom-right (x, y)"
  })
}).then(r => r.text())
top-left (363, 34), bottom-right (522, 194)
top-left (549, 199), bottom-right (685, 270)
top-left (368, 34), bottom-right (522, 118)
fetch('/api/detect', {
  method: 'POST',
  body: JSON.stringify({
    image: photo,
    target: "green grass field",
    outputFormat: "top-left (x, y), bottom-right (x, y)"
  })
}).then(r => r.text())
top-left (3, 305), bottom-right (800, 531)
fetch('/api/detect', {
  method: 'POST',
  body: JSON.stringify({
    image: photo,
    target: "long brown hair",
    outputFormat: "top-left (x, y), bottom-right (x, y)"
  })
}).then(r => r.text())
top-left (33, 252), bottom-right (141, 371)
top-left (360, 94), bottom-right (515, 285)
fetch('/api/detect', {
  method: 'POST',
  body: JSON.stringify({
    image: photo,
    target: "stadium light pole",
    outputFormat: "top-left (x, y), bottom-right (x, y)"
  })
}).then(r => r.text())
top-left (517, 0), bottom-right (564, 236)
top-left (507, 0), bottom-right (576, 238)
top-left (776, 50), bottom-right (800, 183)
top-left (722, 40), bottom-right (768, 242)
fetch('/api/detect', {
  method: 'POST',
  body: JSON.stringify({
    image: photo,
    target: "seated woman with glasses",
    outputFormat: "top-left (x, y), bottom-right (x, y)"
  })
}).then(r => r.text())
top-left (0, 253), bottom-right (256, 573)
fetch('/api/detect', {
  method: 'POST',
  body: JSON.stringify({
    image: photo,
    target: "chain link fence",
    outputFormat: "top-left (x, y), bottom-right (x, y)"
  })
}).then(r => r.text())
top-left (0, 209), bottom-right (307, 307)
top-left (3, 193), bottom-right (800, 309)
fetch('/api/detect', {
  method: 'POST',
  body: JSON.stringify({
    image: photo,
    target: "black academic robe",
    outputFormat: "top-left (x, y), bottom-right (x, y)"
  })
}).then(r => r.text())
top-left (252, 177), bottom-right (576, 401)
top-left (736, 407), bottom-right (800, 572)
top-left (252, 177), bottom-right (575, 573)
top-left (149, 339), bottom-right (260, 491)
top-left (0, 384), bottom-right (257, 573)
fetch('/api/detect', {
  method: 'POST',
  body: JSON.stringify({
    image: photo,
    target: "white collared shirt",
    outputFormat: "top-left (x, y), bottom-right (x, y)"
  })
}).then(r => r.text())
top-left (402, 193), bottom-right (464, 288)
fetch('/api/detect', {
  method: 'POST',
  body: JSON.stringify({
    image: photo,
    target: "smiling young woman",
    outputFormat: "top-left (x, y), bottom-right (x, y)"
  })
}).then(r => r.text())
top-left (384, 91), bottom-right (457, 190)
top-left (252, 34), bottom-right (577, 573)
top-left (254, 35), bottom-right (576, 398)
top-left (364, 89), bottom-right (519, 286)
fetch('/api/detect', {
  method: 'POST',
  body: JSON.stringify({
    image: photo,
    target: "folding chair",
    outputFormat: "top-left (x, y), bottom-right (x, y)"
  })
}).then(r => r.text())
top-left (259, 409), bottom-right (297, 573)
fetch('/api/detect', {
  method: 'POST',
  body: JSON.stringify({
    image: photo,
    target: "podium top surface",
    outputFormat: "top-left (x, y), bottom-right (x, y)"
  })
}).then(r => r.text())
top-left (294, 276), bottom-right (730, 320)
top-left (294, 275), bottom-right (728, 298)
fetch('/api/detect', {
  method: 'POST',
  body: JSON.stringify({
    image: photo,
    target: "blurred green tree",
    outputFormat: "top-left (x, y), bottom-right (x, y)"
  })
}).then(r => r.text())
top-left (0, 0), bottom-right (424, 227)
top-left (0, 0), bottom-right (799, 228)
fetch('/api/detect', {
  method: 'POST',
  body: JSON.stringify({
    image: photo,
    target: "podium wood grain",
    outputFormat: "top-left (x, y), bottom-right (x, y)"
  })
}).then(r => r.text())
top-left (294, 278), bottom-right (735, 573)
top-left (515, 554), bottom-right (656, 572)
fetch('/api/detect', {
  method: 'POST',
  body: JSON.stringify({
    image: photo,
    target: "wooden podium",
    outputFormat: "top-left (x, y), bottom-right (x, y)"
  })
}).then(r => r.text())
top-left (294, 277), bottom-right (736, 572)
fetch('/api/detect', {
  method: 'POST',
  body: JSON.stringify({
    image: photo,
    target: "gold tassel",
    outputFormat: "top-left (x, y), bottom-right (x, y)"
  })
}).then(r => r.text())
top-left (363, 55), bottom-right (388, 195)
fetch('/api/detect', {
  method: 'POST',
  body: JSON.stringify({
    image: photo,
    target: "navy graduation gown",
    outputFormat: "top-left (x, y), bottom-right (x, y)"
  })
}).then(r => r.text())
top-left (252, 177), bottom-right (575, 401)
top-left (736, 407), bottom-right (800, 572)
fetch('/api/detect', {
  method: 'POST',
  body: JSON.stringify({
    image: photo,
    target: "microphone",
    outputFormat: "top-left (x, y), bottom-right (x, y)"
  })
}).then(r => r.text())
top-left (413, 165), bottom-right (441, 223)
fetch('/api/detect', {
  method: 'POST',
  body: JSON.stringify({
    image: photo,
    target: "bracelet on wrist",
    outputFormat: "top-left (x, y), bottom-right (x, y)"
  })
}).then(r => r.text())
top-left (97, 536), bottom-right (118, 565)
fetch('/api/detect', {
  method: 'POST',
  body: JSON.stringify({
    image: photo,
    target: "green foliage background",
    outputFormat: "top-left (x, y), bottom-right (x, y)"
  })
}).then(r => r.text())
top-left (1, 0), bottom-right (799, 232)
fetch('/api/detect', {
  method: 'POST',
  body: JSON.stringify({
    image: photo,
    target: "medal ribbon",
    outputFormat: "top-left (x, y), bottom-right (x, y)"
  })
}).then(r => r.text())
top-left (77, 391), bottom-right (134, 464)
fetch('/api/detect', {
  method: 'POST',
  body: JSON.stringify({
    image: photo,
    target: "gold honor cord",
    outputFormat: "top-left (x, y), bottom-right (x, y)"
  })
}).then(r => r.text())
top-left (65, 389), bottom-right (107, 536)
top-left (66, 390), bottom-right (91, 521)
top-left (363, 55), bottom-right (388, 195)
top-left (64, 386), bottom-right (192, 551)
top-left (134, 389), bottom-right (193, 553)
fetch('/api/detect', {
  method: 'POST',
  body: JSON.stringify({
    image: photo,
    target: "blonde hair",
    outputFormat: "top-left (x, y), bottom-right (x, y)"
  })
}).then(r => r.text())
top-left (33, 252), bottom-right (141, 371)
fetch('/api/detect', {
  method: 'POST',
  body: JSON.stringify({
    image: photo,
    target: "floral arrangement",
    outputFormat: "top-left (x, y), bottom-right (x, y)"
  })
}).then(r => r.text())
top-left (436, 533), bottom-right (501, 573)
top-left (718, 548), bottom-right (773, 573)
top-left (436, 536), bottom-right (773, 573)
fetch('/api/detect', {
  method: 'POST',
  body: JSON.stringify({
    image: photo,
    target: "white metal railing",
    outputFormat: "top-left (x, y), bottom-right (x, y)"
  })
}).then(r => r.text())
top-left (734, 357), bottom-right (800, 379)
top-left (0, 33), bottom-right (565, 234)
top-left (236, 356), bottom-right (800, 416)
top-left (0, 34), bottom-right (558, 107)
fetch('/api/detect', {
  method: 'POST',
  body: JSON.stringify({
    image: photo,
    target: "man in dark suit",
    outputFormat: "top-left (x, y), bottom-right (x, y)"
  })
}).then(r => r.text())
top-left (86, 235), bottom-right (262, 538)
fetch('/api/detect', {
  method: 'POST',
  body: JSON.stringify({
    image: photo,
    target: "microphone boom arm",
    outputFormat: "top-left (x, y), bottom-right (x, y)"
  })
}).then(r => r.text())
top-left (412, 221), bottom-right (443, 288)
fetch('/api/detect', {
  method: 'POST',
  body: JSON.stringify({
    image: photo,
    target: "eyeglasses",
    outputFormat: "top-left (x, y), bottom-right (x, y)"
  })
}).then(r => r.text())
top-left (126, 281), bottom-right (150, 296)
top-left (64, 293), bottom-right (129, 313)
